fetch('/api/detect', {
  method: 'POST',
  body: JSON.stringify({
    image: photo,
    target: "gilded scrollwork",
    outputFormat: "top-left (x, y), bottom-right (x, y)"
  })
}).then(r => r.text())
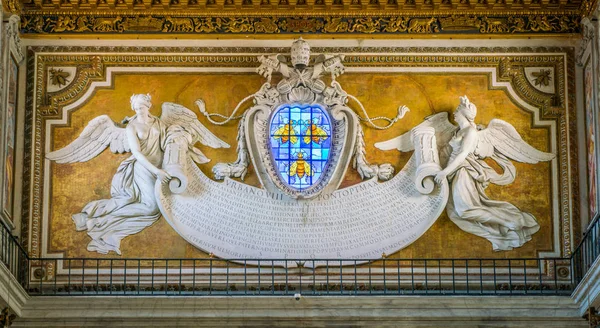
top-left (479, 17), bottom-right (509, 33)
top-left (91, 16), bottom-right (124, 32)
top-left (223, 18), bottom-right (254, 33)
top-left (497, 56), bottom-right (564, 116)
top-left (19, 14), bottom-right (581, 34)
top-left (164, 16), bottom-right (194, 32)
top-left (528, 15), bottom-right (554, 32)
top-left (438, 16), bottom-right (481, 31)
top-left (254, 18), bottom-right (279, 33)
top-left (1, 0), bottom-right (21, 14)
top-left (406, 17), bottom-right (440, 33)
top-left (323, 17), bottom-right (350, 33)
top-left (382, 16), bottom-right (409, 32)
top-left (193, 17), bottom-right (222, 33)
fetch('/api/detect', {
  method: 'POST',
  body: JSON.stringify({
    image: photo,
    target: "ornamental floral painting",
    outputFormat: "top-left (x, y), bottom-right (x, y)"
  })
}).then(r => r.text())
top-left (2, 56), bottom-right (18, 222)
top-left (585, 62), bottom-right (598, 219)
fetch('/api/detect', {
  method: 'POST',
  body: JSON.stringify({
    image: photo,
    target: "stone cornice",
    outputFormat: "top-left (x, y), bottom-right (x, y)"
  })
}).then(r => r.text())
top-left (572, 256), bottom-right (600, 316)
top-left (13, 295), bottom-right (588, 327)
top-left (0, 263), bottom-right (30, 317)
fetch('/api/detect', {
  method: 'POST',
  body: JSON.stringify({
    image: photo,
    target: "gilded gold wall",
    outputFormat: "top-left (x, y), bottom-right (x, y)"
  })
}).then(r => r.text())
top-left (48, 72), bottom-right (553, 260)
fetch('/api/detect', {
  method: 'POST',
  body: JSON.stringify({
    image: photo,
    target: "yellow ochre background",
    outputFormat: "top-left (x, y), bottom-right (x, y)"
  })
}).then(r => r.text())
top-left (49, 72), bottom-right (554, 260)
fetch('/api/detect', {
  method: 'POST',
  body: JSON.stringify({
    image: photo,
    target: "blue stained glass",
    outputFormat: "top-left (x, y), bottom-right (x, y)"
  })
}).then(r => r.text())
top-left (278, 148), bottom-right (289, 159)
top-left (269, 105), bottom-right (333, 191)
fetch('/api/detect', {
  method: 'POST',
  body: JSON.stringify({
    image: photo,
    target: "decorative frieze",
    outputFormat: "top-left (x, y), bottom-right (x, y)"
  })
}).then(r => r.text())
top-left (19, 14), bottom-right (581, 35)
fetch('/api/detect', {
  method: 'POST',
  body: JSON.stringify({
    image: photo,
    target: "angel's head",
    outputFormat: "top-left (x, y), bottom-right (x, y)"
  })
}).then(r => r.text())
top-left (130, 94), bottom-right (152, 114)
top-left (455, 96), bottom-right (477, 125)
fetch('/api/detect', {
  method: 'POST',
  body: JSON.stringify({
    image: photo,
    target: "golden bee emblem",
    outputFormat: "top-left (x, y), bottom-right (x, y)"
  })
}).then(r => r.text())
top-left (289, 152), bottom-right (314, 183)
top-left (49, 68), bottom-right (71, 87)
top-left (302, 120), bottom-right (329, 145)
top-left (272, 119), bottom-right (298, 145)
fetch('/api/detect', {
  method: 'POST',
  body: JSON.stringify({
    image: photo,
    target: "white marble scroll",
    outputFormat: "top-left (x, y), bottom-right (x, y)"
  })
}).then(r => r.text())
top-left (156, 149), bottom-right (449, 266)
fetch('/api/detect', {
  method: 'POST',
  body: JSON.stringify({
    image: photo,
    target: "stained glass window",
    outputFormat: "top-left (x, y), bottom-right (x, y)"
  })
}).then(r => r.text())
top-left (269, 105), bottom-right (332, 191)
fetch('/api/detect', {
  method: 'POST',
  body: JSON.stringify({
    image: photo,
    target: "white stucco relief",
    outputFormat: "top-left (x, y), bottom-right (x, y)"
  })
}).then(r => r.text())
top-left (206, 38), bottom-right (409, 200)
top-left (157, 131), bottom-right (448, 264)
top-left (43, 40), bottom-right (561, 259)
top-left (377, 96), bottom-right (555, 251)
top-left (46, 94), bottom-right (229, 255)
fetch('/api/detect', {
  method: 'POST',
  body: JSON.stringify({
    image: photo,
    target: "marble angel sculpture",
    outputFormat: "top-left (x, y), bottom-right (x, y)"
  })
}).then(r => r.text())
top-left (46, 94), bottom-right (229, 255)
top-left (377, 96), bottom-right (554, 251)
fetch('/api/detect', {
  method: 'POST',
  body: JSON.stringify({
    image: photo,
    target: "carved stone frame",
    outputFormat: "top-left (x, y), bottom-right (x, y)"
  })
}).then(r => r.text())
top-left (21, 46), bottom-right (577, 281)
top-left (245, 85), bottom-right (357, 199)
top-left (255, 101), bottom-right (345, 199)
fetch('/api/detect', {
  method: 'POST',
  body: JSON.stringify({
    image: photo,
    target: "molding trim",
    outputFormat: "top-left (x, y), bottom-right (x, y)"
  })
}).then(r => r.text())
top-left (13, 295), bottom-right (588, 327)
top-left (0, 263), bottom-right (30, 317)
top-left (572, 256), bottom-right (600, 316)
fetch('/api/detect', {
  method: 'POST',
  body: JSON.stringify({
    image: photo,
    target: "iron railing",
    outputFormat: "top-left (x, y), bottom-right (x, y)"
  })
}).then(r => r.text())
top-left (25, 257), bottom-right (572, 296)
top-left (0, 221), bottom-right (29, 291)
top-left (0, 216), bottom-right (598, 297)
top-left (572, 214), bottom-right (600, 286)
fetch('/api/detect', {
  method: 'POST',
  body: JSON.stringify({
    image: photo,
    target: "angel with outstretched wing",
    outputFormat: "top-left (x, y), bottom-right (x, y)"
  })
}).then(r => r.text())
top-left (46, 94), bottom-right (229, 255)
top-left (376, 96), bottom-right (554, 251)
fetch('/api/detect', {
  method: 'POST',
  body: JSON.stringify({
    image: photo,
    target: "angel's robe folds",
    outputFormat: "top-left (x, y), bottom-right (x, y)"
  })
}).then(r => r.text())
top-left (72, 118), bottom-right (166, 255)
top-left (446, 151), bottom-right (540, 251)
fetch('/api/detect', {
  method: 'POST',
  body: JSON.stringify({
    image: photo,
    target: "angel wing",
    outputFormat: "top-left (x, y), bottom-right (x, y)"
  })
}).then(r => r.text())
top-left (161, 102), bottom-right (229, 149)
top-left (46, 115), bottom-right (130, 164)
top-left (475, 119), bottom-right (555, 164)
top-left (374, 112), bottom-right (457, 153)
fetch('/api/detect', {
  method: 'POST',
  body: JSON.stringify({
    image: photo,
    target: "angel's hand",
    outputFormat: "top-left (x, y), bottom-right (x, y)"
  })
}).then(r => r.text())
top-left (434, 170), bottom-right (447, 184)
top-left (156, 170), bottom-right (172, 184)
